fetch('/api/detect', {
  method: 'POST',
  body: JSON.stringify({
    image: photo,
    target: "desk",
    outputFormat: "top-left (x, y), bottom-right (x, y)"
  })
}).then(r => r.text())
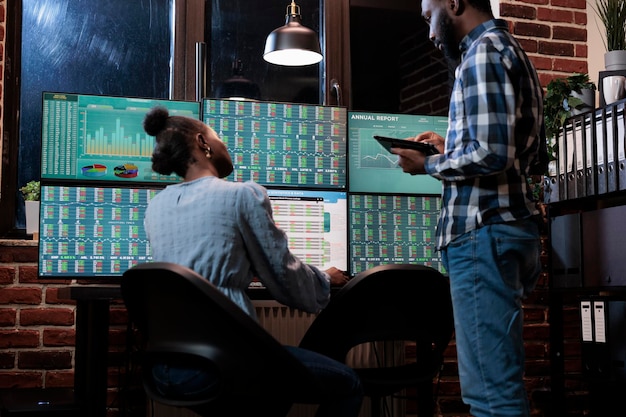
top-left (58, 285), bottom-right (121, 417)
top-left (58, 284), bottom-right (285, 417)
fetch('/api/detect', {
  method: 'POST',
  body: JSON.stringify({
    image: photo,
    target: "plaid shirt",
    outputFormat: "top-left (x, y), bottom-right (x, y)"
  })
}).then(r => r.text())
top-left (424, 19), bottom-right (547, 250)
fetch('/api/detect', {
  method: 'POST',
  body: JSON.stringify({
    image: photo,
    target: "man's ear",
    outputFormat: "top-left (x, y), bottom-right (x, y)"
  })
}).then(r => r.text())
top-left (450, 0), bottom-right (464, 15)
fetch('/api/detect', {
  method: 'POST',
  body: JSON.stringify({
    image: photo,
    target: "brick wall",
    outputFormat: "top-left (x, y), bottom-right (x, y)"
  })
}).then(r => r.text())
top-left (401, 0), bottom-right (591, 115)
top-left (0, 1), bottom-right (590, 416)
top-left (0, 241), bottom-right (132, 416)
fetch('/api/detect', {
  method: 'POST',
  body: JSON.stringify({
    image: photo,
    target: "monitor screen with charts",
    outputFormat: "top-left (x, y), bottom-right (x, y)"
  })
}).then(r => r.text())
top-left (37, 184), bottom-right (348, 280)
top-left (348, 192), bottom-right (444, 276)
top-left (203, 99), bottom-right (347, 189)
top-left (37, 184), bottom-right (161, 279)
top-left (266, 188), bottom-right (348, 272)
top-left (348, 111), bottom-right (446, 194)
top-left (40, 92), bottom-right (200, 185)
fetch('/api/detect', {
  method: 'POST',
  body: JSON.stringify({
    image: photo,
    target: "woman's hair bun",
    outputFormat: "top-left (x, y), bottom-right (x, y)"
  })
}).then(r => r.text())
top-left (143, 106), bottom-right (170, 136)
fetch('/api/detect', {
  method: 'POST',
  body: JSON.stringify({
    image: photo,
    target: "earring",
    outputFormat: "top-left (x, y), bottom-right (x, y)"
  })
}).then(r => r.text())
top-left (205, 147), bottom-right (212, 159)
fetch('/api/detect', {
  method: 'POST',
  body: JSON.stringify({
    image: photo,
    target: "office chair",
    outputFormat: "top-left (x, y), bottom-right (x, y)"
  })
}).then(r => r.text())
top-left (299, 264), bottom-right (454, 417)
top-left (121, 262), bottom-right (326, 417)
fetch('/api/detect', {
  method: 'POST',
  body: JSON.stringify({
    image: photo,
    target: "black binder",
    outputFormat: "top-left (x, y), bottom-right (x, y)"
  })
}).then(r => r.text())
top-left (595, 108), bottom-right (608, 195)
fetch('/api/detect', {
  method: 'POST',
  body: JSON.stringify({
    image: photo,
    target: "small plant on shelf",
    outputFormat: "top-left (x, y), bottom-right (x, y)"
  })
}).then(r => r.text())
top-left (19, 180), bottom-right (41, 201)
top-left (543, 73), bottom-right (596, 160)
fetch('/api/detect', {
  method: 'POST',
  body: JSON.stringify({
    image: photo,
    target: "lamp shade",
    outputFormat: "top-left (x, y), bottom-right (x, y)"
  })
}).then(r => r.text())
top-left (215, 60), bottom-right (261, 100)
top-left (263, 2), bottom-right (323, 66)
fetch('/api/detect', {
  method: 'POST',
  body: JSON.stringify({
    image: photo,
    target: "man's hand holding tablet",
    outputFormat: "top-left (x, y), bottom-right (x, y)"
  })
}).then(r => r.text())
top-left (373, 135), bottom-right (440, 156)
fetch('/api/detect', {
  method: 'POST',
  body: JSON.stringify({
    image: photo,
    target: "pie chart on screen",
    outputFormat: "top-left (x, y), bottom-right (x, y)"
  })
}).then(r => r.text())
top-left (81, 164), bottom-right (107, 177)
top-left (114, 163), bottom-right (139, 178)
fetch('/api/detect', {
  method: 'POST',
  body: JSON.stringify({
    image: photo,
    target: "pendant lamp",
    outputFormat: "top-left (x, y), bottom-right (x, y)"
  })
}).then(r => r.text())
top-left (215, 60), bottom-right (261, 100)
top-left (263, 1), bottom-right (323, 66)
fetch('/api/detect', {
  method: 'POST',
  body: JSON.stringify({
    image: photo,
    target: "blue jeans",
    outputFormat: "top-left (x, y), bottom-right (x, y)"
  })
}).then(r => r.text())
top-left (285, 346), bottom-right (364, 417)
top-left (441, 218), bottom-right (541, 417)
top-left (151, 363), bottom-right (219, 400)
top-left (151, 346), bottom-right (363, 417)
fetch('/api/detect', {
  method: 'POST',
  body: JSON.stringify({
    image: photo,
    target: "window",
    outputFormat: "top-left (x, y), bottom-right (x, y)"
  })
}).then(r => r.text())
top-left (1, 0), bottom-right (325, 236)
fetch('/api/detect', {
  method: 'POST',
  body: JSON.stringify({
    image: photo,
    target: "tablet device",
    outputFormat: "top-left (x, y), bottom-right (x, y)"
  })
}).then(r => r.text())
top-left (373, 135), bottom-right (440, 156)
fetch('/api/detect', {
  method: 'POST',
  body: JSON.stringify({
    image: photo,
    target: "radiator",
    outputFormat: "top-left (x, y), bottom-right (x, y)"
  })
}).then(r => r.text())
top-left (254, 300), bottom-right (405, 417)
top-left (150, 301), bottom-right (406, 417)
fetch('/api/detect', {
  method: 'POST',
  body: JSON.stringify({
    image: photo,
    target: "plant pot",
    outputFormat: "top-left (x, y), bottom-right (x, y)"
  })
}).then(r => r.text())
top-left (571, 88), bottom-right (596, 114)
top-left (604, 50), bottom-right (626, 71)
top-left (25, 200), bottom-right (40, 239)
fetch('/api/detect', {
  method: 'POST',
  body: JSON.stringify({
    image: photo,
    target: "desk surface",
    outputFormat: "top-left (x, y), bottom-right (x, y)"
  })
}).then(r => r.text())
top-left (56, 284), bottom-right (335, 301)
top-left (57, 285), bottom-right (121, 301)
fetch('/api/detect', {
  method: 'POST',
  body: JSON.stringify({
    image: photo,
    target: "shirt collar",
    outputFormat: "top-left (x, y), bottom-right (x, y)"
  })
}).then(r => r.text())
top-left (459, 19), bottom-right (509, 59)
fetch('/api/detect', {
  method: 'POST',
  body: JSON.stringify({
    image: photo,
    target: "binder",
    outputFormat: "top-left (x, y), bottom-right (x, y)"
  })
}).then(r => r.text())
top-left (572, 115), bottom-right (586, 198)
top-left (564, 119), bottom-right (577, 199)
top-left (557, 128), bottom-right (567, 201)
top-left (617, 102), bottom-right (626, 190)
top-left (581, 300), bottom-right (595, 375)
top-left (595, 108), bottom-right (607, 195)
top-left (571, 114), bottom-right (589, 198)
top-left (605, 104), bottom-right (618, 192)
top-left (583, 112), bottom-right (596, 196)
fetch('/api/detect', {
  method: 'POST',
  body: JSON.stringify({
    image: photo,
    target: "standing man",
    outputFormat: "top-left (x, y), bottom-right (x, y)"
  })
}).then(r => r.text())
top-left (392, 0), bottom-right (548, 416)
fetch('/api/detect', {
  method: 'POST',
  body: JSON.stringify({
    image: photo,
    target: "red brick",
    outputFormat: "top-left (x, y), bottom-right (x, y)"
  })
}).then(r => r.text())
top-left (0, 352), bottom-right (15, 369)
top-left (42, 328), bottom-right (76, 347)
top-left (530, 55), bottom-right (553, 72)
top-left (45, 371), bottom-right (75, 388)
top-left (514, 22), bottom-right (551, 38)
top-left (536, 7), bottom-right (574, 23)
top-left (519, 38), bottom-right (539, 53)
top-left (0, 330), bottom-right (40, 348)
top-left (45, 287), bottom-right (76, 305)
top-left (538, 40), bottom-right (575, 56)
top-left (553, 57), bottom-right (588, 73)
top-left (18, 351), bottom-right (72, 370)
top-left (0, 308), bottom-right (16, 326)
top-left (0, 246), bottom-right (38, 263)
top-left (0, 287), bottom-right (42, 304)
top-left (553, 25), bottom-right (587, 42)
top-left (501, 3), bottom-right (537, 19)
top-left (0, 266), bottom-right (16, 284)
top-left (552, 0), bottom-right (587, 9)
top-left (575, 43), bottom-right (588, 59)
top-left (517, 0), bottom-right (549, 5)
top-left (20, 308), bottom-right (74, 326)
top-left (18, 265), bottom-right (39, 283)
top-left (574, 10), bottom-right (587, 25)
top-left (0, 372), bottom-right (44, 389)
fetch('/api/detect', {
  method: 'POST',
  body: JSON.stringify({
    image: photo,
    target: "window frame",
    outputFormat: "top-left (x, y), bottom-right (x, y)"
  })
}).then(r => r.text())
top-left (0, 0), bottom-right (205, 237)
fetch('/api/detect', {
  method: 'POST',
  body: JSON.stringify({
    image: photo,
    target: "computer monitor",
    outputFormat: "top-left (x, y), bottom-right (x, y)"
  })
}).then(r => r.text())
top-left (348, 192), bottom-right (444, 275)
top-left (348, 111), bottom-right (446, 194)
top-left (37, 184), bottom-right (348, 280)
top-left (40, 92), bottom-right (200, 185)
top-left (202, 99), bottom-right (347, 189)
top-left (38, 184), bottom-right (161, 279)
top-left (266, 188), bottom-right (348, 272)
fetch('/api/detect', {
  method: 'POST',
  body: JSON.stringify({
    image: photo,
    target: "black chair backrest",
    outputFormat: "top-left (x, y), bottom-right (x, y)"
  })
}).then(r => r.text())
top-left (299, 264), bottom-right (454, 374)
top-left (121, 262), bottom-right (324, 413)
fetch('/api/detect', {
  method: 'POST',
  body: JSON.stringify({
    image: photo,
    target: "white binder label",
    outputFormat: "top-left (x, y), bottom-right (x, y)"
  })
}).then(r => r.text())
top-left (593, 301), bottom-right (607, 343)
top-left (581, 301), bottom-right (593, 342)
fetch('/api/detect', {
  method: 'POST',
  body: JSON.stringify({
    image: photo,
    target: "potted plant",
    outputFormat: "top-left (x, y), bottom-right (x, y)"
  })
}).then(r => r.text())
top-left (543, 73), bottom-right (597, 161)
top-left (592, 0), bottom-right (626, 70)
top-left (19, 180), bottom-right (41, 238)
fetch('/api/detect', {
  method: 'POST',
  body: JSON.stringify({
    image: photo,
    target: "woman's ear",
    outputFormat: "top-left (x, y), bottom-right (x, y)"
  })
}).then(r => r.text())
top-left (195, 132), bottom-right (208, 148)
